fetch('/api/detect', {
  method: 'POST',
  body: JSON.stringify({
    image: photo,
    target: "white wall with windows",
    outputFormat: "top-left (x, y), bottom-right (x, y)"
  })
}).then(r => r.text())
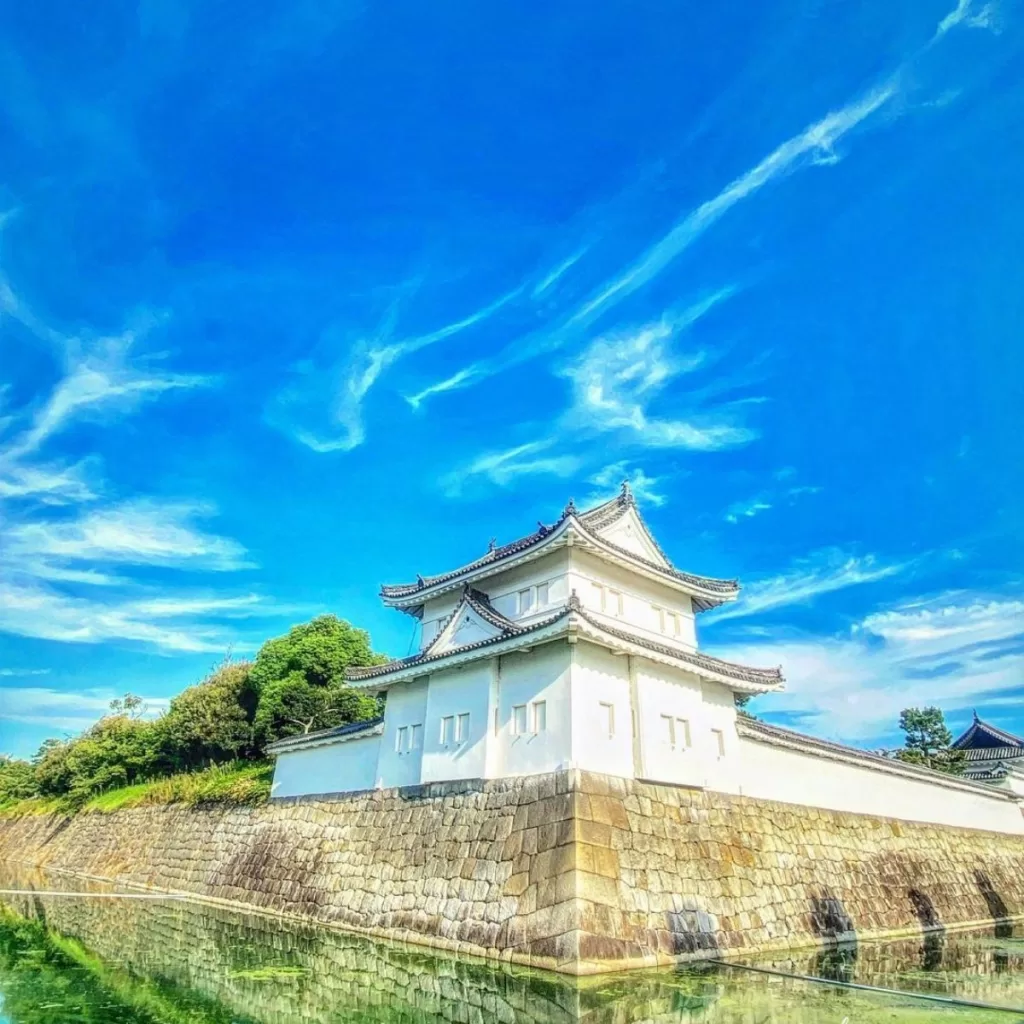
top-left (569, 643), bottom-right (635, 779)
top-left (376, 678), bottom-right (428, 788)
top-left (420, 662), bottom-right (490, 783)
top-left (491, 642), bottom-right (572, 778)
top-left (568, 549), bottom-right (697, 650)
top-left (634, 660), bottom-right (705, 787)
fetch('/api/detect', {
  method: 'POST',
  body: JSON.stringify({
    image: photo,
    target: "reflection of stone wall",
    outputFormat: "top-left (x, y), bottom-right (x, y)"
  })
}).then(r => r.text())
top-left (2, 770), bottom-right (1024, 974)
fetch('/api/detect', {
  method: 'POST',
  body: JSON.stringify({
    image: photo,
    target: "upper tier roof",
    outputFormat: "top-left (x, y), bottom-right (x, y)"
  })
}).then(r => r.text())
top-left (380, 482), bottom-right (739, 613)
top-left (347, 588), bottom-right (782, 693)
top-left (951, 713), bottom-right (1024, 752)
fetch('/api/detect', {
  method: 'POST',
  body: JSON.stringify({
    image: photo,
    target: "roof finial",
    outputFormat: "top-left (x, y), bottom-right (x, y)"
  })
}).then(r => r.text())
top-left (620, 478), bottom-right (634, 505)
top-left (537, 520), bottom-right (549, 536)
top-left (563, 496), bottom-right (578, 518)
top-left (416, 574), bottom-right (426, 587)
top-left (973, 709), bottom-right (979, 722)
top-left (488, 537), bottom-right (497, 553)
top-left (568, 588), bottom-right (582, 612)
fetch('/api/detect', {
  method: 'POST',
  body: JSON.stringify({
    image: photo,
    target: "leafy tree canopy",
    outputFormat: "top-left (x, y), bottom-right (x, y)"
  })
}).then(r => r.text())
top-left (253, 673), bottom-right (380, 747)
top-left (159, 661), bottom-right (258, 771)
top-left (0, 756), bottom-right (38, 803)
top-left (249, 614), bottom-right (386, 691)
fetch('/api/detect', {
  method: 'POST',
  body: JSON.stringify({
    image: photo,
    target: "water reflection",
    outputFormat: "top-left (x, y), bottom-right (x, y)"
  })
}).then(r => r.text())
top-left (0, 865), bottom-right (1021, 1023)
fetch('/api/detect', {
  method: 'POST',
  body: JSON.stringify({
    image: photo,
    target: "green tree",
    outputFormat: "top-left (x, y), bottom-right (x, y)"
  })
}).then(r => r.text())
top-left (158, 661), bottom-right (258, 771)
top-left (0, 756), bottom-right (38, 803)
top-left (33, 700), bottom-right (162, 803)
top-left (253, 672), bottom-right (380, 746)
top-left (250, 615), bottom-right (385, 747)
top-left (892, 706), bottom-right (965, 775)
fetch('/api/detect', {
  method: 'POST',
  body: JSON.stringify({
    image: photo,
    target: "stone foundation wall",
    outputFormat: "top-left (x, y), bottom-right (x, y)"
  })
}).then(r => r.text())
top-left (1, 770), bottom-right (1023, 974)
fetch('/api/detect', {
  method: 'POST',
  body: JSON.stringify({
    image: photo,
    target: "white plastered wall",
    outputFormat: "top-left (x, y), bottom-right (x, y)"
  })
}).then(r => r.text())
top-left (568, 548), bottom-right (697, 650)
top-left (271, 733), bottom-right (381, 799)
top-left (420, 662), bottom-right (491, 783)
top-left (376, 678), bottom-right (429, 788)
top-left (569, 642), bottom-right (636, 779)
top-left (490, 642), bottom-right (572, 778)
top-left (736, 734), bottom-right (1024, 834)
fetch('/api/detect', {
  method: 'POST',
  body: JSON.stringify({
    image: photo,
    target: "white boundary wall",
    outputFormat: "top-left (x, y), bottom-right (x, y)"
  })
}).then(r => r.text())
top-left (734, 731), bottom-right (1024, 834)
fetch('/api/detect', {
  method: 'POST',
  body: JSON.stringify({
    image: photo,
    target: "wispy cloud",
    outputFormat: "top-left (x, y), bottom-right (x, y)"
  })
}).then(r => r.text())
top-left (270, 287), bottom-right (521, 452)
top-left (723, 478), bottom-right (820, 524)
top-left (440, 440), bottom-right (581, 498)
top-left (560, 295), bottom-right (758, 452)
top-left (718, 592), bottom-right (1024, 742)
top-left (532, 248), bottom-right (587, 299)
top-left (4, 500), bottom-right (253, 574)
top-left (935, 0), bottom-right (998, 39)
top-left (405, 366), bottom-right (479, 411)
top-left (586, 462), bottom-right (667, 507)
top-left (725, 497), bottom-right (773, 524)
top-left (0, 669), bottom-right (50, 677)
top-left (0, 685), bottom-right (170, 736)
top-left (712, 548), bottom-right (907, 621)
top-left (0, 578), bottom-right (280, 653)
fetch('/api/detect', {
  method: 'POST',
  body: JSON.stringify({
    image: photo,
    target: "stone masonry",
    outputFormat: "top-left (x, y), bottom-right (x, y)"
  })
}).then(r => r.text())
top-left (1, 770), bottom-right (1023, 974)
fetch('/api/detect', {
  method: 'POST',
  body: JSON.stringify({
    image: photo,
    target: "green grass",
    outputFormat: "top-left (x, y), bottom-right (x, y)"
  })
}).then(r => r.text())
top-left (0, 760), bottom-right (273, 818)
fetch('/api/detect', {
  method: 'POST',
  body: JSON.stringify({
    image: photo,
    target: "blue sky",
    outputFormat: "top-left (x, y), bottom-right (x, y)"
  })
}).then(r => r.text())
top-left (1, 0), bottom-right (1022, 759)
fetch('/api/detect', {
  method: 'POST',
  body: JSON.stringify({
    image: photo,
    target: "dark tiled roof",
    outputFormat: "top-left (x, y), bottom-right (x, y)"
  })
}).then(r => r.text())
top-left (266, 716), bottom-right (384, 755)
top-left (962, 745), bottom-right (1024, 762)
top-left (380, 484), bottom-right (738, 608)
top-left (952, 715), bottom-right (1024, 752)
top-left (737, 717), bottom-right (1011, 794)
top-left (347, 592), bottom-right (780, 688)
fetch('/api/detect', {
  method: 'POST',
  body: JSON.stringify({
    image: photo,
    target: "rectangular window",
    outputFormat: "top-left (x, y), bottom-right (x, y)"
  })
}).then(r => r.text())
top-left (608, 589), bottom-right (623, 616)
top-left (599, 701), bottom-right (615, 739)
top-left (711, 728), bottom-right (725, 758)
top-left (512, 704), bottom-right (528, 735)
top-left (396, 726), bottom-right (408, 753)
top-left (410, 724), bottom-right (423, 751)
top-left (660, 713), bottom-right (675, 747)
top-left (537, 581), bottom-right (550, 607)
top-left (592, 581), bottom-right (606, 612)
top-left (665, 611), bottom-right (680, 636)
top-left (531, 701), bottom-right (547, 734)
top-left (518, 587), bottom-right (535, 614)
top-left (440, 715), bottom-right (454, 745)
top-left (455, 713), bottom-right (470, 743)
top-left (653, 605), bottom-right (665, 632)
top-left (676, 718), bottom-right (691, 748)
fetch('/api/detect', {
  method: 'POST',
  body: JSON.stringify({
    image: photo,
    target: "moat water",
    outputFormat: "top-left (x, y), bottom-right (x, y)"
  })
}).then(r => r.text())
top-left (2, 869), bottom-right (1024, 1023)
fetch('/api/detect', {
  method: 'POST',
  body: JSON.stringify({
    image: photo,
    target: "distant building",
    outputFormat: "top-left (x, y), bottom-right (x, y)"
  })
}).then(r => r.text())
top-left (952, 713), bottom-right (1024, 796)
top-left (268, 485), bottom-right (1024, 835)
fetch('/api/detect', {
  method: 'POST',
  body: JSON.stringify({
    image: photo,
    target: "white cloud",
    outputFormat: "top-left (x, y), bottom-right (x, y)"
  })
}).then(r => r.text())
top-left (560, 300), bottom-right (758, 452)
top-left (3, 330), bottom-right (214, 464)
top-left (717, 593), bottom-right (1024, 743)
top-left (725, 497), bottom-right (773, 524)
top-left (0, 458), bottom-right (98, 504)
top-left (0, 578), bottom-right (279, 653)
top-left (405, 366), bottom-right (480, 411)
top-left (271, 288), bottom-right (520, 452)
top-left (712, 549), bottom-right (907, 622)
top-left (587, 463), bottom-right (667, 507)
top-left (935, 0), bottom-right (998, 38)
top-left (441, 440), bottom-right (581, 498)
top-left (0, 685), bottom-right (170, 736)
top-left (0, 668), bottom-right (50, 677)
top-left (5, 500), bottom-right (253, 572)
top-left (532, 248), bottom-right (587, 298)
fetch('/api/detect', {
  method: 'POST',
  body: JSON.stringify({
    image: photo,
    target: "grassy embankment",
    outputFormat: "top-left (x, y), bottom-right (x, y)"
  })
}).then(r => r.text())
top-left (0, 760), bottom-right (273, 818)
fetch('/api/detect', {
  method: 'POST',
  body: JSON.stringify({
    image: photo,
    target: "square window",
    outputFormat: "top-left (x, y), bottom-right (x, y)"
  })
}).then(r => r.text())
top-left (409, 724), bottom-right (422, 751)
top-left (455, 713), bottom-right (470, 743)
top-left (512, 704), bottom-right (528, 735)
top-left (531, 701), bottom-right (547, 734)
top-left (711, 728), bottom-right (725, 757)
top-left (599, 701), bottom-right (615, 739)
top-left (440, 715), bottom-right (454, 745)
top-left (396, 726), bottom-right (407, 753)
top-left (660, 713), bottom-right (675, 747)
top-left (518, 588), bottom-right (535, 614)
top-left (676, 718), bottom-right (691, 748)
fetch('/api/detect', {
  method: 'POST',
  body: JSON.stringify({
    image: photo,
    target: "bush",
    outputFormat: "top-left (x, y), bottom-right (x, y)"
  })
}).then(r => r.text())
top-left (0, 757), bottom-right (38, 804)
top-left (159, 661), bottom-right (258, 771)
